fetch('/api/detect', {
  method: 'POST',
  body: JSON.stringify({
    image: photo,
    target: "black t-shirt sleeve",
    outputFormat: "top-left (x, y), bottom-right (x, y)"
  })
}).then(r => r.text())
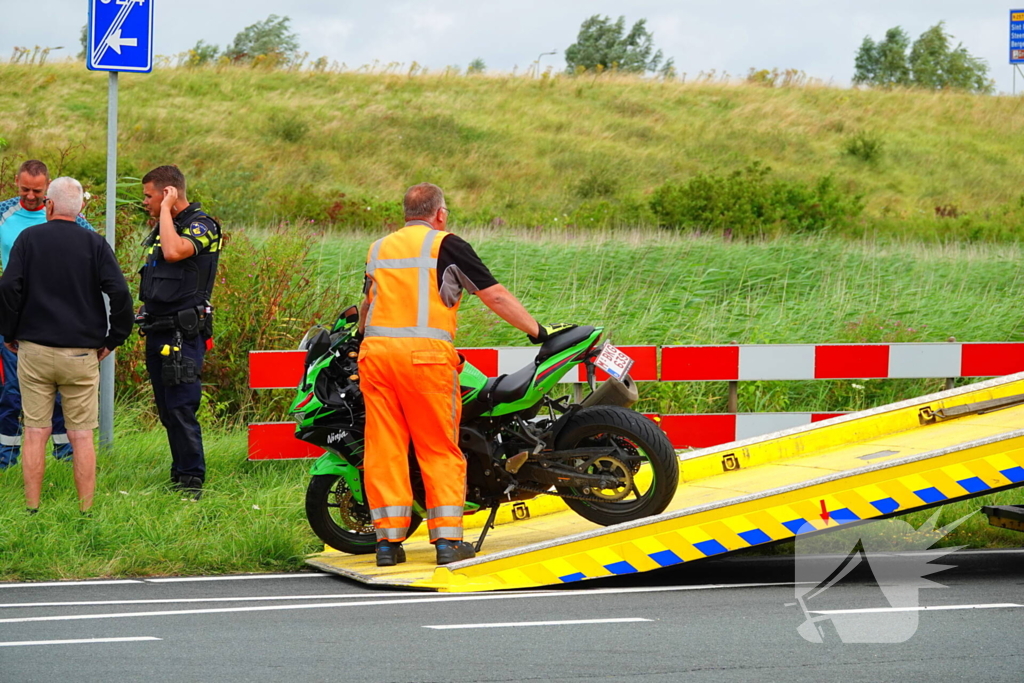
top-left (436, 234), bottom-right (498, 293)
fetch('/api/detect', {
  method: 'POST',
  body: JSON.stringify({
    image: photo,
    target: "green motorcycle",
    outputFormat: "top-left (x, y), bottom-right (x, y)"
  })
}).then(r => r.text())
top-left (291, 306), bottom-right (679, 555)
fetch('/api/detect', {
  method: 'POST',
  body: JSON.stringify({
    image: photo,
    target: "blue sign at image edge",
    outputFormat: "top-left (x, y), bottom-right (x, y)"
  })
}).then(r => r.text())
top-left (87, 0), bottom-right (154, 73)
top-left (1012, 9), bottom-right (1024, 64)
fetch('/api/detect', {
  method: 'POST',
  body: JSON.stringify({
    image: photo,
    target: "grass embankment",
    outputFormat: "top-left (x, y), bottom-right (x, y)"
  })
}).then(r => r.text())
top-left (8, 233), bottom-right (1018, 582)
top-left (1, 63), bottom-right (1023, 237)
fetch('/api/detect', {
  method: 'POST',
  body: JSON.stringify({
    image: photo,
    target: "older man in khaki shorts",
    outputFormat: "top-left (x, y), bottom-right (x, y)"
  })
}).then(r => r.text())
top-left (0, 177), bottom-right (133, 513)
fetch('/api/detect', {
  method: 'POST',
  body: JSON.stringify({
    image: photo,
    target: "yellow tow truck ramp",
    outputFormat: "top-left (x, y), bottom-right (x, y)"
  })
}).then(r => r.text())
top-left (308, 372), bottom-right (1024, 593)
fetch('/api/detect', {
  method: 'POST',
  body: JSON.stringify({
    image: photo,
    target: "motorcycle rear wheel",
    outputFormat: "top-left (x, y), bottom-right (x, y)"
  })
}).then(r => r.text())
top-left (306, 474), bottom-right (423, 554)
top-left (554, 405), bottom-right (679, 526)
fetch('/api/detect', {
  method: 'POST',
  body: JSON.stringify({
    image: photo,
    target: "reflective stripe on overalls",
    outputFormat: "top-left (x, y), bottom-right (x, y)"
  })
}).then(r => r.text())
top-left (361, 222), bottom-right (466, 543)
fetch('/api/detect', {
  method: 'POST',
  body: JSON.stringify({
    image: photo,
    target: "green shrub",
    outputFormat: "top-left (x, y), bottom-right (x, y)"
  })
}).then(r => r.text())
top-left (649, 162), bottom-right (865, 237)
top-left (186, 40), bottom-right (220, 68)
top-left (844, 131), bottom-right (885, 163)
top-left (265, 112), bottom-right (309, 143)
top-left (565, 196), bottom-right (655, 228)
top-left (572, 169), bottom-right (620, 199)
top-left (262, 187), bottom-right (402, 228)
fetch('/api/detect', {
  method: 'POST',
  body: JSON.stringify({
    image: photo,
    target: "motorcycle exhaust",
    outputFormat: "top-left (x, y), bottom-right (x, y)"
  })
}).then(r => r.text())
top-left (581, 375), bottom-right (638, 409)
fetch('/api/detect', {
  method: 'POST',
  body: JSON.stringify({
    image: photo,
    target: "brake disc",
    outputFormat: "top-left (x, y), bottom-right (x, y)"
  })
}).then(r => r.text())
top-left (332, 486), bottom-right (375, 534)
top-left (582, 455), bottom-right (633, 502)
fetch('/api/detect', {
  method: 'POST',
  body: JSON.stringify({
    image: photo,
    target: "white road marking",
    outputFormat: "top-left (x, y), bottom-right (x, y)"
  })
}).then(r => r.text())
top-left (144, 573), bottom-right (331, 583)
top-left (424, 618), bottom-right (652, 630)
top-left (0, 580), bottom-right (143, 589)
top-left (812, 603), bottom-right (1022, 615)
top-left (0, 582), bottom-right (796, 625)
top-left (0, 593), bottom-right (461, 609)
top-left (0, 582), bottom-right (800, 609)
top-left (0, 637), bottom-right (160, 648)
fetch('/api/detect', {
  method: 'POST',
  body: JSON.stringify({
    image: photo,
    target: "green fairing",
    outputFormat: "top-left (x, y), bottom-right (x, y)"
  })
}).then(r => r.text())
top-left (309, 452), bottom-right (364, 502)
top-left (481, 329), bottom-right (602, 417)
top-left (458, 361), bottom-right (488, 403)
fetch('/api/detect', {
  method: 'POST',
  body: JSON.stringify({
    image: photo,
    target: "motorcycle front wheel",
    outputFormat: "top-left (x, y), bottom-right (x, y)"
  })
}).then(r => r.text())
top-left (554, 405), bottom-right (679, 526)
top-left (305, 474), bottom-right (423, 554)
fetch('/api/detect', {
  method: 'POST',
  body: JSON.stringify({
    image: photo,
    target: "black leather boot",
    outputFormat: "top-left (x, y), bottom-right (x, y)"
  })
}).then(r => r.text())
top-left (376, 540), bottom-right (406, 567)
top-left (435, 539), bottom-right (475, 565)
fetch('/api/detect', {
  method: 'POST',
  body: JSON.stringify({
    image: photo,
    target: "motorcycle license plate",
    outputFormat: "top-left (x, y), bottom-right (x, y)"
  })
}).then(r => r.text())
top-left (594, 343), bottom-right (634, 381)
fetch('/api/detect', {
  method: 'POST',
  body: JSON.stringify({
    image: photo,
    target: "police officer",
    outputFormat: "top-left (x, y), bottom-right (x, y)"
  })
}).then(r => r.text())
top-left (137, 166), bottom-right (220, 499)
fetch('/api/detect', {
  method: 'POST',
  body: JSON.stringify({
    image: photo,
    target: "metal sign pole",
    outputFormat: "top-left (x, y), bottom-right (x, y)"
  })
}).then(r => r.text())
top-left (99, 71), bottom-right (117, 450)
top-left (89, 0), bottom-right (152, 450)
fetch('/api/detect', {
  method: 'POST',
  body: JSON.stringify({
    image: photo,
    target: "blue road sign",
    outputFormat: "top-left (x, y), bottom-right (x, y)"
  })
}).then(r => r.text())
top-left (1012, 9), bottom-right (1024, 64)
top-left (87, 0), bottom-right (154, 72)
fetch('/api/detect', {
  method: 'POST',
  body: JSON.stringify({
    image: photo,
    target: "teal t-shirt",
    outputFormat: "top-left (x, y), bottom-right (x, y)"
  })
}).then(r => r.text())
top-left (0, 198), bottom-right (95, 269)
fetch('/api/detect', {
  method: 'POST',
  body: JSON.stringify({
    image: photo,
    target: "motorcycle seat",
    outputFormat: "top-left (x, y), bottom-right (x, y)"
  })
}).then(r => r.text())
top-left (536, 325), bottom-right (595, 363)
top-left (482, 363), bottom-right (536, 405)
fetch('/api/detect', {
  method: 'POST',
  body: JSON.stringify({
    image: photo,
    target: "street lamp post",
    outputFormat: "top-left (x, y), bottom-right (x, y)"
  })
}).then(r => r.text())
top-left (535, 50), bottom-right (557, 77)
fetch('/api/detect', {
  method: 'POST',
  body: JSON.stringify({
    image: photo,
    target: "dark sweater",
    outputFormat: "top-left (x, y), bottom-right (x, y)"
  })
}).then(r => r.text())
top-left (0, 219), bottom-right (134, 349)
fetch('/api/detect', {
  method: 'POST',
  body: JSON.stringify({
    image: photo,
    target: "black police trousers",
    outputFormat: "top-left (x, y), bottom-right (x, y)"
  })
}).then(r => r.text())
top-left (145, 329), bottom-right (206, 483)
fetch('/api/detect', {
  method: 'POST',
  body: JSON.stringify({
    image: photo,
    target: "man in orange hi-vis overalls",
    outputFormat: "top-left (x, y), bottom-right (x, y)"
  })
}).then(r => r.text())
top-left (359, 183), bottom-right (567, 567)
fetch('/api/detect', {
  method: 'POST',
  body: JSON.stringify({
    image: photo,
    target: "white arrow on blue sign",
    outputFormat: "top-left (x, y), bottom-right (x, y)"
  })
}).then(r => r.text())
top-left (87, 0), bottom-right (154, 73)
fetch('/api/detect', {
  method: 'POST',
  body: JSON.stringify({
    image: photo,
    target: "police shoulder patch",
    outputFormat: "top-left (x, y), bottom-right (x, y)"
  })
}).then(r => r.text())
top-left (188, 221), bottom-right (209, 238)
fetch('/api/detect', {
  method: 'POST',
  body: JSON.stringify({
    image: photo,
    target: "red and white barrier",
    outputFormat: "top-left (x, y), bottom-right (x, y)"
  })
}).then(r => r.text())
top-left (660, 343), bottom-right (1024, 381)
top-left (246, 342), bottom-right (1024, 459)
top-left (657, 412), bottom-right (846, 450)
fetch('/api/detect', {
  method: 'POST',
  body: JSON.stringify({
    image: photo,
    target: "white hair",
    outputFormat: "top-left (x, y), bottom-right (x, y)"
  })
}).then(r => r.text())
top-left (47, 177), bottom-right (84, 217)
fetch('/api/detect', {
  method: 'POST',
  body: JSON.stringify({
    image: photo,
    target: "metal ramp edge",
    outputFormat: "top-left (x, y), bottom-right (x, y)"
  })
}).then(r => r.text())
top-left (309, 372), bottom-right (1024, 592)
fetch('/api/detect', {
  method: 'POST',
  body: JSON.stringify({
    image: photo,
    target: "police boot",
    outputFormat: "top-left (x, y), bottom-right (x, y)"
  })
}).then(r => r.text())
top-left (375, 540), bottom-right (406, 567)
top-left (179, 476), bottom-right (203, 501)
top-left (435, 539), bottom-right (475, 565)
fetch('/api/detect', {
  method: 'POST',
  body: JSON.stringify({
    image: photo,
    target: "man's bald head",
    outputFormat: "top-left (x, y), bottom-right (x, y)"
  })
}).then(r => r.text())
top-left (403, 183), bottom-right (446, 221)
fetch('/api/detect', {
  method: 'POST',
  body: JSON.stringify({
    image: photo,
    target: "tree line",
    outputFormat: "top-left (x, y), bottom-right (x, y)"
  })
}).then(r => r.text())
top-left (853, 22), bottom-right (993, 94)
top-left (77, 13), bottom-right (994, 94)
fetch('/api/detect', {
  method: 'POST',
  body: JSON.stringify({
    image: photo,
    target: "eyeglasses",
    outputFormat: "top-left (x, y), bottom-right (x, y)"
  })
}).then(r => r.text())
top-left (440, 206), bottom-right (451, 220)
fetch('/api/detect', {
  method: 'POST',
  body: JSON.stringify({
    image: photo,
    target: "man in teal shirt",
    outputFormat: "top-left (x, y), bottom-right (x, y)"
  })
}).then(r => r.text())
top-left (0, 160), bottom-right (95, 469)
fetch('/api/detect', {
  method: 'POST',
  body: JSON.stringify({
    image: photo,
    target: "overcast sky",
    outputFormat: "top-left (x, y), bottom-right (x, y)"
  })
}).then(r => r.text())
top-left (3, 1), bottom-right (1022, 92)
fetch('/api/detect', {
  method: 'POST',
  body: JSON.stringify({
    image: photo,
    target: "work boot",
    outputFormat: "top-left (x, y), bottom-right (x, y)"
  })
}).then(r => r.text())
top-left (375, 540), bottom-right (406, 567)
top-left (435, 539), bottom-right (475, 565)
top-left (179, 476), bottom-right (203, 501)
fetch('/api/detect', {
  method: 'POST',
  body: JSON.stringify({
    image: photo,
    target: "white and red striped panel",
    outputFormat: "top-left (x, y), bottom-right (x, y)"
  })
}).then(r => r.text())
top-left (660, 343), bottom-right (1024, 381)
top-left (654, 412), bottom-right (846, 450)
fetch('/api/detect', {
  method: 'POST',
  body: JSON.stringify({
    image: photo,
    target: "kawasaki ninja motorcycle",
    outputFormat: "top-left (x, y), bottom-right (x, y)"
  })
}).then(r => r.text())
top-left (292, 306), bottom-right (679, 555)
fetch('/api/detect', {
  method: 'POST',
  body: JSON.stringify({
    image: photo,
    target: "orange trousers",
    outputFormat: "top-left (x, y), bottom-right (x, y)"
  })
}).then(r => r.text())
top-left (359, 337), bottom-right (466, 544)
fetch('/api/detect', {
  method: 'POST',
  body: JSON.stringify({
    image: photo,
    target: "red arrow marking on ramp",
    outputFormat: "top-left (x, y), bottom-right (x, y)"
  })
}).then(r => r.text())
top-left (820, 500), bottom-right (831, 524)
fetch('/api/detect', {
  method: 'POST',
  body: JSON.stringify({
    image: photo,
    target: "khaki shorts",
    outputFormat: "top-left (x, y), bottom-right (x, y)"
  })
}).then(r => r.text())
top-left (18, 341), bottom-right (100, 431)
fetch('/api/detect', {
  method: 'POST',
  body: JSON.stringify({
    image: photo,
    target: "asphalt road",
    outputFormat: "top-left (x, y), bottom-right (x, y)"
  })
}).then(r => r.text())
top-left (1, 549), bottom-right (1022, 683)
